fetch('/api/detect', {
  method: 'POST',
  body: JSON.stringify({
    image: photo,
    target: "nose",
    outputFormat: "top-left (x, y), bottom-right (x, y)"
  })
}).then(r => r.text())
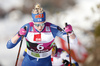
top-left (38, 25), bottom-right (42, 28)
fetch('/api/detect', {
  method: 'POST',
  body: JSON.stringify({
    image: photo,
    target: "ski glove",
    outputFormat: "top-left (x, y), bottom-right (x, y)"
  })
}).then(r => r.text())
top-left (62, 59), bottom-right (72, 66)
top-left (64, 24), bottom-right (73, 34)
top-left (18, 28), bottom-right (26, 37)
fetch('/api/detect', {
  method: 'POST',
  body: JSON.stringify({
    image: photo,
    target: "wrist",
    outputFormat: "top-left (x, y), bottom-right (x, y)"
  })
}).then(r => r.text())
top-left (69, 31), bottom-right (74, 36)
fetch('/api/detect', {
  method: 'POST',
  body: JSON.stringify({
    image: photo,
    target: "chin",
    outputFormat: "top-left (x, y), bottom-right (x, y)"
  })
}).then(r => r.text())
top-left (39, 29), bottom-right (42, 31)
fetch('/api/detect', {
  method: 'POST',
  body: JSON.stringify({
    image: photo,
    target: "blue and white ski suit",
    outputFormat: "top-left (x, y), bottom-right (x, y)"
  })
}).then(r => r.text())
top-left (7, 22), bottom-right (78, 66)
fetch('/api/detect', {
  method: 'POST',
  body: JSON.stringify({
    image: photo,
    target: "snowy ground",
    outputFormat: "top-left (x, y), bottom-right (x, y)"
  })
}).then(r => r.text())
top-left (0, 0), bottom-right (100, 66)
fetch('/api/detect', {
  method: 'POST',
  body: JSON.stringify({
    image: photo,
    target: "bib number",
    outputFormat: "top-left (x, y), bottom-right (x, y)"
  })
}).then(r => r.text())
top-left (37, 44), bottom-right (44, 50)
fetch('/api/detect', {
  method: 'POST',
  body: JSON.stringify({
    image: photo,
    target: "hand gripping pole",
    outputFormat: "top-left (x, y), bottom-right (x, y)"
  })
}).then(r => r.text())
top-left (65, 23), bottom-right (72, 66)
top-left (15, 26), bottom-right (27, 66)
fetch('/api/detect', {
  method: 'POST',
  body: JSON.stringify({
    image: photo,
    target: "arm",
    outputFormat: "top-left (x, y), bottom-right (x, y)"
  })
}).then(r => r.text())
top-left (11, 26), bottom-right (27, 44)
top-left (6, 23), bottom-right (29, 49)
top-left (65, 23), bottom-right (76, 39)
top-left (11, 34), bottom-right (21, 44)
top-left (50, 23), bottom-right (78, 44)
top-left (68, 32), bottom-right (76, 39)
top-left (56, 27), bottom-right (78, 45)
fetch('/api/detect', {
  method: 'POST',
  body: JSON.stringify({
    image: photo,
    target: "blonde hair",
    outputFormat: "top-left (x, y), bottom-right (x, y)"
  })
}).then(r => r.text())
top-left (32, 4), bottom-right (44, 14)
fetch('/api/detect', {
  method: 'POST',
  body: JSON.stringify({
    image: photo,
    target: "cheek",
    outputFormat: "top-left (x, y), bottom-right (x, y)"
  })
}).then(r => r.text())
top-left (35, 26), bottom-right (39, 29)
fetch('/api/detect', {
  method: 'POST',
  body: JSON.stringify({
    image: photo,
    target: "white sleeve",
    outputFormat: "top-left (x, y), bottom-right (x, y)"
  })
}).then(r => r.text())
top-left (60, 34), bottom-right (78, 46)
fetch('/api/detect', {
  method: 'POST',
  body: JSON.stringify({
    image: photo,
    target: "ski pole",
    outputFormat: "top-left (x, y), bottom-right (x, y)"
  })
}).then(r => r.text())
top-left (65, 23), bottom-right (72, 66)
top-left (15, 26), bottom-right (27, 66)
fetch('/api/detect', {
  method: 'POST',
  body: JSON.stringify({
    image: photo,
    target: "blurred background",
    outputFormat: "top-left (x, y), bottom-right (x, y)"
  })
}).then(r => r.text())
top-left (0, 0), bottom-right (100, 66)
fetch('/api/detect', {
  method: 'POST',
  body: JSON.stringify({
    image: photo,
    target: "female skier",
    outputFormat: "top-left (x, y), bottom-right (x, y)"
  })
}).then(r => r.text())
top-left (51, 43), bottom-right (79, 66)
top-left (6, 4), bottom-right (78, 66)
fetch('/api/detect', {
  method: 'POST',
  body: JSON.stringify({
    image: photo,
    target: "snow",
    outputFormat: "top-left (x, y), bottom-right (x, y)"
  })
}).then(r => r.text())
top-left (0, 0), bottom-right (24, 12)
top-left (50, 0), bottom-right (100, 47)
top-left (0, 0), bottom-right (100, 66)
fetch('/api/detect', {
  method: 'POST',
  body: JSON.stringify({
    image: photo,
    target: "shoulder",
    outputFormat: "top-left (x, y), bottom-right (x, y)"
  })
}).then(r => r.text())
top-left (46, 22), bottom-right (63, 31)
top-left (45, 22), bottom-right (57, 29)
top-left (28, 22), bottom-right (34, 26)
top-left (19, 22), bottom-right (32, 33)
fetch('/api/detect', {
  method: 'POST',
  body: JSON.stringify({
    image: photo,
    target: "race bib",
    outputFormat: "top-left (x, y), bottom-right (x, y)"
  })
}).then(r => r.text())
top-left (27, 49), bottom-right (52, 58)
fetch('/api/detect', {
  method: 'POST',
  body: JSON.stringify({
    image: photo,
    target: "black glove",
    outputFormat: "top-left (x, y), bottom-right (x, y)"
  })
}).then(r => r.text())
top-left (62, 59), bottom-right (72, 66)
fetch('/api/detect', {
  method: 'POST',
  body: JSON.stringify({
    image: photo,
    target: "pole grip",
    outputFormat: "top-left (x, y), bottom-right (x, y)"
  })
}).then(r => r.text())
top-left (65, 22), bottom-right (72, 66)
top-left (15, 26), bottom-right (27, 66)
top-left (24, 26), bottom-right (27, 30)
top-left (65, 23), bottom-right (68, 27)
